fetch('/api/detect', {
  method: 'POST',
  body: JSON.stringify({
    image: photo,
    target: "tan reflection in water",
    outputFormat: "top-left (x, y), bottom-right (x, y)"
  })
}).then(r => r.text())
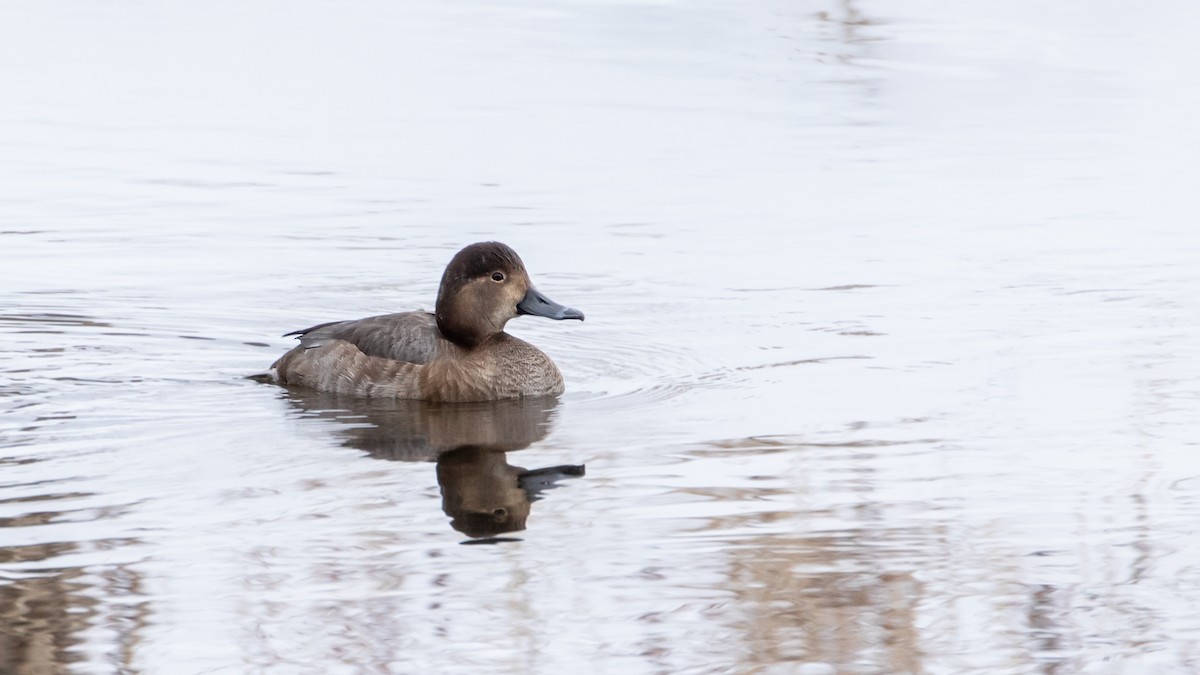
top-left (685, 437), bottom-right (929, 672)
top-left (726, 530), bottom-right (923, 672)
top-left (688, 435), bottom-right (1184, 673)
top-left (0, 541), bottom-right (90, 675)
top-left (279, 390), bottom-right (584, 539)
top-left (0, 538), bottom-right (147, 674)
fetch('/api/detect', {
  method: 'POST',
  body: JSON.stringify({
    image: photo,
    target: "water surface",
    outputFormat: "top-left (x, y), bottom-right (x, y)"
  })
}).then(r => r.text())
top-left (2, 0), bottom-right (1200, 673)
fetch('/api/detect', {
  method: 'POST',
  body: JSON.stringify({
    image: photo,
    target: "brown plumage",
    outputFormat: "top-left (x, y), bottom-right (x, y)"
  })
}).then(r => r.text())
top-left (269, 242), bottom-right (583, 401)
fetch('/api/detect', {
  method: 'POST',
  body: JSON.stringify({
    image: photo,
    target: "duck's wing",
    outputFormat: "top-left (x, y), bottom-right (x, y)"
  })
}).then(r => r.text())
top-left (283, 311), bottom-right (442, 364)
top-left (272, 340), bottom-right (424, 398)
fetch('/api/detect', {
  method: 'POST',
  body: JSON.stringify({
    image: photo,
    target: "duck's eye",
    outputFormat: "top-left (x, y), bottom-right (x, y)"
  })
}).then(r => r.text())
top-left (491, 272), bottom-right (505, 282)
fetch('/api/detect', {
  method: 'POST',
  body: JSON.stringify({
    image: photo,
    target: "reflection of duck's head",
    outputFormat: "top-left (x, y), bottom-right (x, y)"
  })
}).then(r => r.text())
top-left (437, 447), bottom-right (531, 538)
top-left (435, 447), bottom-right (586, 539)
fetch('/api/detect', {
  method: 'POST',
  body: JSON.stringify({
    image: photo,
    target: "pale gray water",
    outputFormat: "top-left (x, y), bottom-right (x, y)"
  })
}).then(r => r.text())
top-left (2, 0), bottom-right (1200, 673)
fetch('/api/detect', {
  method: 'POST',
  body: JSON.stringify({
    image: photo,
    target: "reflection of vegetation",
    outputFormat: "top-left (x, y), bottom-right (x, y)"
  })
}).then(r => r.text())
top-left (813, 0), bottom-right (883, 82)
top-left (670, 437), bottom-right (931, 670)
top-left (0, 537), bottom-right (147, 674)
top-left (815, 0), bottom-right (875, 39)
top-left (0, 504), bottom-right (145, 667)
top-left (0, 562), bottom-right (92, 674)
top-left (692, 435), bottom-right (1172, 672)
top-left (727, 530), bottom-right (923, 670)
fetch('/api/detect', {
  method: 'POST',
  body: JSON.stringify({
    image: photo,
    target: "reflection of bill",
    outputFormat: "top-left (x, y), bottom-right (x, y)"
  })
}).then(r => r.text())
top-left (272, 390), bottom-right (585, 540)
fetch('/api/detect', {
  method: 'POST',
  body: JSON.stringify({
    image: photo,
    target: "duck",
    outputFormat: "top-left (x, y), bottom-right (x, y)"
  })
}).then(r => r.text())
top-left (268, 242), bottom-right (583, 401)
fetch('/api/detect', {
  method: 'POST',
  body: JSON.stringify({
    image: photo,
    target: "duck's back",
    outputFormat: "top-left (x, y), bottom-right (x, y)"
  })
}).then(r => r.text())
top-left (271, 312), bottom-right (449, 397)
top-left (283, 312), bottom-right (442, 363)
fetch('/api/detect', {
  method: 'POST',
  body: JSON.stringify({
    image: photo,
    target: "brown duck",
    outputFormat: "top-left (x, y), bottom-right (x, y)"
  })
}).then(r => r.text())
top-left (269, 242), bottom-right (583, 401)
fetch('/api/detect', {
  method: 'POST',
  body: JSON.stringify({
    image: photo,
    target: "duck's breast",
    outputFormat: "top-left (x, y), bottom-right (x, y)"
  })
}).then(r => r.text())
top-left (421, 334), bottom-right (565, 402)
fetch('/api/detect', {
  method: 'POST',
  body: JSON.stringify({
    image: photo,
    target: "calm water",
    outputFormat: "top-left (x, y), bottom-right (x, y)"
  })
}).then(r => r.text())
top-left (3, 0), bottom-right (1200, 673)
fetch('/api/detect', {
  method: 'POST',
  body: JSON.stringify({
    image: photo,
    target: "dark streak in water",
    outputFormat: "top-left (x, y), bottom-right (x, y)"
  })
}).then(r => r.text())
top-left (736, 355), bottom-right (871, 371)
top-left (687, 435), bottom-right (944, 458)
top-left (0, 492), bottom-right (95, 507)
top-left (137, 178), bottom-right (273, 189)
top-left (730, 284), bottom-right (881, 292)
top-left (0, 476), bottom-right (85, 491)
top-left (1058, 288), bottom-right (1137, 295)
top-left (51, 377), bottom-right (143, 385)
top-left (811, 284), bottom-right (881, 291)
top-left (0, 457), bottom-right (45, 468)
top-left (0, 313), bottom-right (110, 328)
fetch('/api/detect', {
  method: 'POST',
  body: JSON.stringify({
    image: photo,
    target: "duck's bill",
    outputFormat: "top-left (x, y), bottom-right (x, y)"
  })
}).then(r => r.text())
top-left (517, 287), bottom-right (584, 321)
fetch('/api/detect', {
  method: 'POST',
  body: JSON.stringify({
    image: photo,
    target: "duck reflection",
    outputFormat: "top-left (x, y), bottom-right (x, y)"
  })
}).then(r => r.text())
top-left (280, 391), bottom-right (584, 540)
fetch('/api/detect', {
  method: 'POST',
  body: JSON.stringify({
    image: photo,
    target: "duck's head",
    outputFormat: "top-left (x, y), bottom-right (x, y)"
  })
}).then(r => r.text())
top-left (436, 242), bottom-right (584, 348)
